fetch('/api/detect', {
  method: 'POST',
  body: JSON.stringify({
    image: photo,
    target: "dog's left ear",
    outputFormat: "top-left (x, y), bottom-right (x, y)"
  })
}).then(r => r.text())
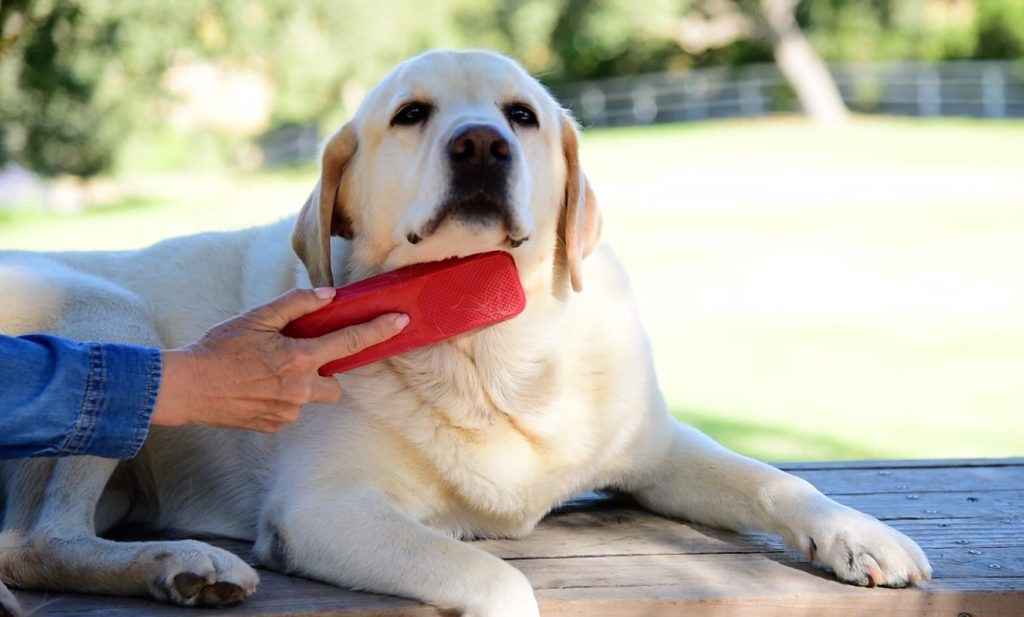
top-left (291, 123), bottom-right (358, 287)
top-left (560, 114), bottom-right (602, 293)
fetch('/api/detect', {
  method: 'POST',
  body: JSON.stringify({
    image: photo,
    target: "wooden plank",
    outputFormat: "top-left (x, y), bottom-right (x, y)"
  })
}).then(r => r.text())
top-left (11, 459), bottom-right (1024, 616)
top-left (829, 490), bottom-right (1024, 521)
top-left (16, 551), bottom-right (1022, 617)
top-left (537, 588), bottom-right (1024, 617)
top-left (477, 507), bottom-right (1024, 560)
top-left (777, 457), bottom-right (1024, 471)
top-left (513, 551), bottom-right (1023, 591)
top-left (789, 463), bottom-right (1024, 496)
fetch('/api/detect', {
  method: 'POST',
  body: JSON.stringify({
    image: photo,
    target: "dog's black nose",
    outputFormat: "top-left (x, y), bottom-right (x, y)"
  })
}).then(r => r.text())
top-left (448, 124), bottom-right (511, 169)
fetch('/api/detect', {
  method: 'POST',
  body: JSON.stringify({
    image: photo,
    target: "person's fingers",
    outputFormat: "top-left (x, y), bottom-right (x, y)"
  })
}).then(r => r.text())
top-left (246, 287), bottom-right (337, 331)
top-left (309, 313), bottom-right (410, 364)
top-left (251, 420), bottom-right (288, 433)
top-left (309, 376), bottom-right (344, 404)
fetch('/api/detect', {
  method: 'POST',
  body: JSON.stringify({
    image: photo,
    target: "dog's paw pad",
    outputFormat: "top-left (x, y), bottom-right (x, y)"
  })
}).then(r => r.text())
top-left (198, 581), bottom-right (249, 607)
top-left (172, 572), bottom-right (209, 599)
top-left (148, 541), bottom-right (258, 607)
top-left (166, 569), bottom-right (254, 607)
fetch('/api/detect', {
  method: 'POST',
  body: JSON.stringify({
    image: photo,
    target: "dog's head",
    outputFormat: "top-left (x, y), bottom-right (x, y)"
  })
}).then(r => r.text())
top-left (292, 49), bottom-right (600, 293)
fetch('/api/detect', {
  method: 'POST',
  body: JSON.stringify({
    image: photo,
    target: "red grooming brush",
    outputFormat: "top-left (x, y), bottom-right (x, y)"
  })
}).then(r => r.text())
top-left (283, 251), bottom-right (526, 375)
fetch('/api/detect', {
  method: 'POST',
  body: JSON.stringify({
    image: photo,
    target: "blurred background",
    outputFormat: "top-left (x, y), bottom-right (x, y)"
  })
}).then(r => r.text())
top-left (2, 0), bottom-right (1022, 461)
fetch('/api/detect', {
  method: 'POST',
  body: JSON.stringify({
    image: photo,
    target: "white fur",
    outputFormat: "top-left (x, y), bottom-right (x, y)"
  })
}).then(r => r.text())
top-left (0, 50), bottom-right (930, 616)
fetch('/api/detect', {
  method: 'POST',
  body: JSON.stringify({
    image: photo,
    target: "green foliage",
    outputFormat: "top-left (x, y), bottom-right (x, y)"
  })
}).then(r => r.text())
top-left (1, 1), bottom-right (125, 177)
top-left (159, 0), bottom-right (480, 125)
top-left (543, 0), bottom-right (686, 82)
top-left (4, 0), bottom-right (1024, 179)
top-left (976, 0), bottom-right (1024, 58)
top-left (802, 0), bottom-right (1024, 63)
top-left (2, 0), bottom-right (483, 178)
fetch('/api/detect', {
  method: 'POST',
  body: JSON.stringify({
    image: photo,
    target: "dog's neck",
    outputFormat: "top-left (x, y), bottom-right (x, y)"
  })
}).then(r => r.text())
top-left (317, 237), bottom-right (573, 431)
top-left (324, 249), bottom-right (582, 526)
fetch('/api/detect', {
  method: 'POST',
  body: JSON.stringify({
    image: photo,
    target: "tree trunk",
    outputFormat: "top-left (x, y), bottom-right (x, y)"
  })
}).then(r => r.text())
top-left (761, 0), bottom-right (849, 125)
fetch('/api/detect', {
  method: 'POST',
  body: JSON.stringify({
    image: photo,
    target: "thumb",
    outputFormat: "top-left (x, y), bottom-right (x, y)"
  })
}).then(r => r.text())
top-left (247, 287), bottom-right (337, 331)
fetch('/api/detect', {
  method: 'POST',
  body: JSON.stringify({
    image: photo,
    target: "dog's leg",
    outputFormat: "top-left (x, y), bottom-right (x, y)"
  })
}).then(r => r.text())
top-left (0, 459), bottom-right (56, 617)
top-left (255, 488), bottom-right (539, 617)
top-left (620, 418), bottom-right (931, 587)
top-left (1, 459), bottom-right (56, 532)
top-left (0, 455), bottom-right (258, 608)
top-left (0, 582), bottom-right (18, 617)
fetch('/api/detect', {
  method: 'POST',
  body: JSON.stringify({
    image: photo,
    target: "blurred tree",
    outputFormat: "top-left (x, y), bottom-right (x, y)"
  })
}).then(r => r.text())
top-left (488, 0), bottom-right (849, 124)
top-left (975, 0), bottom-right (1024, 58)
top-left (486, 0), bottom-right (688, 82)
top-left (160, 0), bottom-right (479, 126)
top-left (670, 0), bottom-right (849, 124)
top-left (1, 0), bottom-right (125, 177)
top-left (2, 0), bottom-right (484, 178)
top-left (4, 0), bottom-right (1024, 179)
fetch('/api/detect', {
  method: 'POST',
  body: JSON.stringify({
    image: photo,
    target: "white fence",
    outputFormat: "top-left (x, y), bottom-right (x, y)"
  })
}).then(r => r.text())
top-left (553, 60), bottom-right (1024, 127)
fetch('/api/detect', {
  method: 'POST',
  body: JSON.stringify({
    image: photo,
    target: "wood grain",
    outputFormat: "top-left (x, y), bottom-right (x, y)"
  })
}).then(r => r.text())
top-left (12, 458), bottom-right (1024, 616)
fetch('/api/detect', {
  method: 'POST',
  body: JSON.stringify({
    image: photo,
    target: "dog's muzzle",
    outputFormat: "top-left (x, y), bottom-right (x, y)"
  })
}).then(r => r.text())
top-left (408, 123), bottom-right (529, 247)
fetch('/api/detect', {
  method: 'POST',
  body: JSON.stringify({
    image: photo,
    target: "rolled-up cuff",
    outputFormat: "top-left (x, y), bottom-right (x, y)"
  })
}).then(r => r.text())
top-left (62, 343), bottom-right (163, 459)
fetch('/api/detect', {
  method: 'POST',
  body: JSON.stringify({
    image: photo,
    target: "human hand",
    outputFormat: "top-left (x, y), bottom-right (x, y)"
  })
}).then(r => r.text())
top-left (152, 288), bottom-right (408, 432)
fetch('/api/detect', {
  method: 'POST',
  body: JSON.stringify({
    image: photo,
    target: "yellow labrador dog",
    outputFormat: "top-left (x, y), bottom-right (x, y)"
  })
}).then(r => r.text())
top-left (0, 50), bottom-right (930, 617)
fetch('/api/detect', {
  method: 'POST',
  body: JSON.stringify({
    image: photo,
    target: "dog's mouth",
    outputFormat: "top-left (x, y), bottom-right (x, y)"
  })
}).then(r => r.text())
top-left (407, 199), bottom-right (532, 247)
top-left (404, 191), bottom-right (531, 251)
top-left (384, 201), bottom-right (531, 277)
top-left (407, 230), bottom-right (529, 249)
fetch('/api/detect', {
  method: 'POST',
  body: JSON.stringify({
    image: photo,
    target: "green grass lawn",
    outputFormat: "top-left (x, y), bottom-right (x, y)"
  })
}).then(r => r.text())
top-left (3, 117), bottom-right (1023, 461)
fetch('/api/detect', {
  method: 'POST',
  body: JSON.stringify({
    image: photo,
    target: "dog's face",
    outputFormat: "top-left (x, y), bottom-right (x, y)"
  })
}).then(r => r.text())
top-left (293, 50), bottom-right (600, 292)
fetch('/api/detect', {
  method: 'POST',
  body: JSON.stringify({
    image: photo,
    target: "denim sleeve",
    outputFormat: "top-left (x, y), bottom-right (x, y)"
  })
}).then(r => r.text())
top-left (0, 334), bottom-right (162, 459)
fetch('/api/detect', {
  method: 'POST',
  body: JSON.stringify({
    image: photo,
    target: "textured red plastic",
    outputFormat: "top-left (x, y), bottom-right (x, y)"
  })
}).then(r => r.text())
top-left (283, 251), bottom-right (526, 375)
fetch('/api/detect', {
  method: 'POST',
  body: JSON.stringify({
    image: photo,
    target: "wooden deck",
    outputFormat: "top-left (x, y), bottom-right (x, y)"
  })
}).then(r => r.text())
top-left (14, 458), bottom-right (1024, 616)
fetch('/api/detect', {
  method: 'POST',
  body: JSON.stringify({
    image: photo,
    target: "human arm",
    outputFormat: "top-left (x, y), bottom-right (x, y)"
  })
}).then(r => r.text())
top-left (153, 287), bottom-right (408, 432)
top-left (0, 287), bottom-right (407, 459)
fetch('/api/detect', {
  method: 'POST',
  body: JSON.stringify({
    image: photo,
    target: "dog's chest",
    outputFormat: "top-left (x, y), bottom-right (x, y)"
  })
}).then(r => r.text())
top-left (351, 334), bottom-right (596, 532)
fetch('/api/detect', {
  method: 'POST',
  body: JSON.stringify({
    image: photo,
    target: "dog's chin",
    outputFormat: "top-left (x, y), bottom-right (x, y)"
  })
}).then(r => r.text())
top-left (384, 223), bottom-right (515, 271)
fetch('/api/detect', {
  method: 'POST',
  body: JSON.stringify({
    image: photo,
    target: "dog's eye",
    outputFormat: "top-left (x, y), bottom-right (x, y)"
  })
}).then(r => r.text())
top-left (391, 102), bottom-right (433, 127)
top-left (504, 103), bottom-right (538, 128)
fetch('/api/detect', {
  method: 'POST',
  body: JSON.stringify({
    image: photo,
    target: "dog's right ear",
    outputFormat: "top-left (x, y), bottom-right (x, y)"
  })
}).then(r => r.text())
top-left (291, 123), bottom-right (358, 287)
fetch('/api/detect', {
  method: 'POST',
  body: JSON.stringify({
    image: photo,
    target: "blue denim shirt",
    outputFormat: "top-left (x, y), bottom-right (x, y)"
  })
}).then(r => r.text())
top-left (0, 334), bottom-right (161, 459)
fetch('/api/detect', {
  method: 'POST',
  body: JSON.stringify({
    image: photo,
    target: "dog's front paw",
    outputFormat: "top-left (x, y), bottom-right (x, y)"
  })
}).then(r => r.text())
top-left (794, 507), bottom-right (931, 587)
top-left (144, 540), bottom-right (259, 607)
